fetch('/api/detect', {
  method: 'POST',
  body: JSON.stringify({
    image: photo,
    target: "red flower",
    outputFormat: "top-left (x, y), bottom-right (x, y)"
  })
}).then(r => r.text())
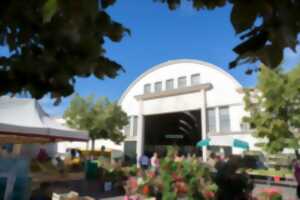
top-left (260, 187), bottom-right (282, 198)
top-left (147, 171), bottom-right (155, 178)
top-left (175, 181), bottom-right (188, 194)
top-left (204, 191), bottom-right (215, 199)
top-left (129, 177), bottom-right (138, 190)
top-left (172, 173), bottom-right (183, 181)
top-left (143, 185), bottom-right (150, 195)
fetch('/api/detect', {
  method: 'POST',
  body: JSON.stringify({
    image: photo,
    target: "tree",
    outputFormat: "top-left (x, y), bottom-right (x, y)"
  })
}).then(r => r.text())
top-left (63, 95), bottom-right (128, 150)
top-left (243, 65), bottom-right (300, 153)
top-left (1, 0), bottom-right (300, 100)
top-left (0, 0), bottom-right (129, 103)
top-left (158, 0), bottom-right (300, 73)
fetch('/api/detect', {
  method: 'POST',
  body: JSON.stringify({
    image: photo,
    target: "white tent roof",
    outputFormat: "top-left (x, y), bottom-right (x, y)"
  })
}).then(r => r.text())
top-left (0, 97), bottom-right (89, 143)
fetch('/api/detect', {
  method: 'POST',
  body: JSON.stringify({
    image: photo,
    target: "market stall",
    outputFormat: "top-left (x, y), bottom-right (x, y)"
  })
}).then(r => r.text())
top-left (0, 96), bottom-right (89, 200)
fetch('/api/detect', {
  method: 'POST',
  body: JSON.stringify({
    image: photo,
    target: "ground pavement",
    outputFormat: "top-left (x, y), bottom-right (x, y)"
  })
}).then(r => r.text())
top-left (101, 183), bottom-right (298, 200)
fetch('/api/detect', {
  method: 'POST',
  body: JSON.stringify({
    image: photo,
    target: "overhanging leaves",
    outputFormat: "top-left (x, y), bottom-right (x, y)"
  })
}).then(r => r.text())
top-left (43, 0), bottom-right (58, 23)
top-left (0, 0), bottom-right (129, 102)
top-left (157, 0), bottom-right (300, 70)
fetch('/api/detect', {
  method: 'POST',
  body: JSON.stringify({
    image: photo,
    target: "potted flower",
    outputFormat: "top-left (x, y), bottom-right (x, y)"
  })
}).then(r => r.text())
top-left (258, 188), bottom-right (283, 200)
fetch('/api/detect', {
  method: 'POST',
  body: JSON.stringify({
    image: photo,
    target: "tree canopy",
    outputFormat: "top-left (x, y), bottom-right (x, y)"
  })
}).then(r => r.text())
top-left (63, 95), bottom-right (128, 149)
top-left (0, 0), bottom-right (128, 103)
top-left (243, 65), bottom-right (300, 153)
top-left (158, 0), bottom-right (300, 74)
top-left (1, 0), bottom-right (300, 101)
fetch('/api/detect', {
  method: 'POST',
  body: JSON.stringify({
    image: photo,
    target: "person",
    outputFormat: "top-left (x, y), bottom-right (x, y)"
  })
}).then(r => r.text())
top-left (215, 156), bottom-right (254, 200)
top-left (36, 148), bottom-right (49, 162)
top-left (150, 152), bottom-right (160, 173)
top-left (99, 145), bottom-right (107, 162)
top-left (139, 154), bottom-right (150, 170)
top-left (70, 149), bottom-right (76, 159)
top-left (174, 151), bottom-right (183, 162)
top-left (215, 155), bottom-right (226, 172)
top-left (293, 159), bottom-right (300, 198)
top-left (207, 152), bottom-right (217, 170)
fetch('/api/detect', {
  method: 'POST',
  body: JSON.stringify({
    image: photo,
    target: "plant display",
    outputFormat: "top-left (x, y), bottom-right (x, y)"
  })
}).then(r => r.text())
top-left (124, 148), bottom-right (217, 200)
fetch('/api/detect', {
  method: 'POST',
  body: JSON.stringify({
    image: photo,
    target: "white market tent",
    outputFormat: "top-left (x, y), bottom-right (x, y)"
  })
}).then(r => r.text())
top-left (0, 96), bottom-right (89, 144)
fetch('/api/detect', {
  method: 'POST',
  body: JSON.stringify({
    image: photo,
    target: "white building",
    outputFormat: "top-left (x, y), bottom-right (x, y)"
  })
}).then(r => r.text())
top-left (119, 59), bottom-right (257, 161)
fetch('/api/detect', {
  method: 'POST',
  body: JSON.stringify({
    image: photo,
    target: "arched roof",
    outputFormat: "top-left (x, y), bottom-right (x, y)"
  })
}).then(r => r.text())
top-left (119, 59), bottom-right (242, 104)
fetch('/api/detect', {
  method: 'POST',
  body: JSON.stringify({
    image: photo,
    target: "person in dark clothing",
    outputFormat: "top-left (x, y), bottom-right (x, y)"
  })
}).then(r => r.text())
top-left (139, 154), bottom-right (150, 170)
top-left (215, 156), bottom-right (254, 200)
top-left (292, 159), bottom-right (300, 199)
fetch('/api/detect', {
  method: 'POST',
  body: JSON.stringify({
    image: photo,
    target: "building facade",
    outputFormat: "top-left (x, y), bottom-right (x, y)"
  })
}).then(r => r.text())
top-left (119, 59), bottom-right (256, 161)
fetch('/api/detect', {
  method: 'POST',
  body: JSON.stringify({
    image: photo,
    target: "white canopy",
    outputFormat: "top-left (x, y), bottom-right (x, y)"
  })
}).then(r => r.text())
top-left (0, 97), bottom-right (89, 144)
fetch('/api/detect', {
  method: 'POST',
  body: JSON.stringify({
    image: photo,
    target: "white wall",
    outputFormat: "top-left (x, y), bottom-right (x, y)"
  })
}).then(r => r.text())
top-left (229, 104), bottom-right (247, 132)
top-left (120, 60), bottom-right (243, 116)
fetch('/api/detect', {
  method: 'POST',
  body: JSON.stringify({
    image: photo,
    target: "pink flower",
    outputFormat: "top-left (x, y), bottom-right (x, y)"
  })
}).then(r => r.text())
top-left (260, 187), bottom-right (282, 197)
top-left (204, 191), bottom-right (215, 199)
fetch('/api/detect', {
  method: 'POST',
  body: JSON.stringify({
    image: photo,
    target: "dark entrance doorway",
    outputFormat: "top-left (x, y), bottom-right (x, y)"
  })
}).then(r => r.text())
top-left (144, 109), bottom-right (202, 156)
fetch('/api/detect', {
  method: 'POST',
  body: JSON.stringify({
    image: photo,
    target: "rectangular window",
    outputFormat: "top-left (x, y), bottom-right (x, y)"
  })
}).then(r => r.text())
top-left (144, 84), bottom-right (151, 94)
top-left (166, 79), bottom-right (174, 90)
top-left (219, 106), bottom-right (231, 132)
top-left (124, 117), bottom-right (131, 136)
top-left (178, 76), bottom-right (187, 88)
top-left (207, 108), bottom-right (216, 133)
top-left (132, 116), bottom-right (138, 136)
top-left (154, 81), bottom-right (162, 92)
top-left (240, 122), bottom-right (250, 131)
top-left (191, 74), bottom-right (200, 86)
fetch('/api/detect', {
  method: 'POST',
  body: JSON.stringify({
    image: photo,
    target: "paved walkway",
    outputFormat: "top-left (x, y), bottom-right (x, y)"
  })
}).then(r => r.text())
top-left (101, 183), bottom-right (298, 200)
top-left (253, 183), bottom-right (297, 200)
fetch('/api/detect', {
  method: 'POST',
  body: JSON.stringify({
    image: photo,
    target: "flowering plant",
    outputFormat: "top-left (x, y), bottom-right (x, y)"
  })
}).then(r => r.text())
top-left (124, 147), bottom-right (218, 200)
top-left (258, 188), bottom-right (283, 200)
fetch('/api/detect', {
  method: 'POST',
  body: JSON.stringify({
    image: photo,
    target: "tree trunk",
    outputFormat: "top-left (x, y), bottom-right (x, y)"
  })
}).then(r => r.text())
top-left (90, 139), bottom-right (95, 160)
top-left (91, 139), bottom-right (95, 152)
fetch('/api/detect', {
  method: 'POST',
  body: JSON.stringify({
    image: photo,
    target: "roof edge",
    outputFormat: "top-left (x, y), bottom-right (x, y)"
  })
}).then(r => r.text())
top-left (118, 59), bottom-right (242, 105)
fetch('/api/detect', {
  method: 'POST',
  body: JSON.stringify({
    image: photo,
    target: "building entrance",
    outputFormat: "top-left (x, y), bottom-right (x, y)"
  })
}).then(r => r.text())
top-left (143, 109), bottom-right (202, 156)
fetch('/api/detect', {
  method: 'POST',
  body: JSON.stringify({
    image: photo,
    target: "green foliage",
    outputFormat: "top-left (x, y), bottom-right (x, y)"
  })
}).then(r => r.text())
top-left (63, 95), bottom-right (128, 148)
top-left (43, 0), bottom-right (58, 23)
top-left (0, 0), bottom-right (128, 102)
top-left (1, 0), bottom-right (300, 101)
top-left (244, 64), bottom-right (300, 153)
top-left (157, 0), bottom-right (300, 71)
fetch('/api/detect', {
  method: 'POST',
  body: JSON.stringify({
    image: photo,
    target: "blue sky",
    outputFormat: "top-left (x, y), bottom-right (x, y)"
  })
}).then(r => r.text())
top-left (2, 0), bottom-right (300, 116)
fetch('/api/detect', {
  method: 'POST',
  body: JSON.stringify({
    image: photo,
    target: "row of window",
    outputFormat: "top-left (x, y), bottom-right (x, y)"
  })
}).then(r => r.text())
top-left (125, 106), bottom-right (249, 137)
top-left (207, 106), bottom-right (231, 133)
top-left (144, 74), bottom-right (201, 94)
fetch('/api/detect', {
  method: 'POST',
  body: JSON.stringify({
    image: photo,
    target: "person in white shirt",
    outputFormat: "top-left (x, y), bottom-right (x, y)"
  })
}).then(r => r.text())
top-left (150, 152), bottom-right (160, 173)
